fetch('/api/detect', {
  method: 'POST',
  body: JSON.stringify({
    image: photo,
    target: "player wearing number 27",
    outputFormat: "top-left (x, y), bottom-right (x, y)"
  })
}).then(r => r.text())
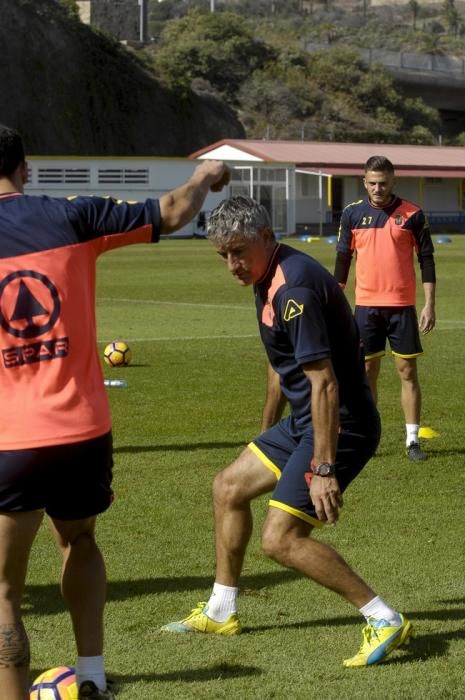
top-left (162, 195), bottom-right (413, 667)
top-left (0, 123), bottom-right (230, 700)
top-left (334, 155), bottom-right (436, 462)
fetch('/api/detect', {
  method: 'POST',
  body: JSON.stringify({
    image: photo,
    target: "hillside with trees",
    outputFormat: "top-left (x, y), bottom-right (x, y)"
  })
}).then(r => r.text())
top-left (5, 0), bottom-right (465, 154)
top-left (143, 0), bottom-right (465, 145)
top-left (0, 0), bottom-right (244, 156)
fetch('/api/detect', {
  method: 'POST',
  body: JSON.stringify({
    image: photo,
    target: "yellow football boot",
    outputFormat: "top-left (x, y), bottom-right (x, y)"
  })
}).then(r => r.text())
top-left (161, 602), bottom-right (241, 635)
top-left (343, 614), bottom-right (414, 667)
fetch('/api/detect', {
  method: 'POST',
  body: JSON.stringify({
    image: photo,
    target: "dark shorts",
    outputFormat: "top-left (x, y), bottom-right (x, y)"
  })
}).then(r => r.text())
top-left (354, 306), bottom-right (423, 359)
top-left (0, 432), bottom-right (114, 519)
top-left (249, 414), bottom-right (380, 527)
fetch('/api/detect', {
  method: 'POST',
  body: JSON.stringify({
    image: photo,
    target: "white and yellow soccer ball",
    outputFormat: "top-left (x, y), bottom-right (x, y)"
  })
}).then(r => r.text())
top-left (103, 340), bottom-right (132, 367)
top-left (30, 666), bottom-right (78, 699)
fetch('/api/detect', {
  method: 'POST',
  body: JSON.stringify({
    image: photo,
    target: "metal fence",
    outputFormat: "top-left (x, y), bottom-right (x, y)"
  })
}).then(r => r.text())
top-left (303, 42), bottom-right (465, 77)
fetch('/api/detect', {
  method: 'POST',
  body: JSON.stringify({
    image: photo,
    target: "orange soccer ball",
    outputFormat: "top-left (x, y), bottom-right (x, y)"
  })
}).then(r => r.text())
top-left (30, 666), bottom-right (77, 699)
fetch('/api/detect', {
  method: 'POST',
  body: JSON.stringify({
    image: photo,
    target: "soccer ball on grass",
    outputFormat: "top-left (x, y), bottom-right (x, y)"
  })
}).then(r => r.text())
top-left (103, 341), bottom-right (132, 367)
top-left (30, 666), bottom-right (77, 699)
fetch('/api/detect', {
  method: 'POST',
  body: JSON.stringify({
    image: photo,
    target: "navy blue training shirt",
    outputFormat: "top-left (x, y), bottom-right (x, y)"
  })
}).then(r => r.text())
top-left (254, 243), bottom-right (376, 432)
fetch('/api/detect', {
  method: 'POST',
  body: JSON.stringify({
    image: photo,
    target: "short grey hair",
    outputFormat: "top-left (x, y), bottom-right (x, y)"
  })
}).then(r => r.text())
top-left (207, 195), bottom-right (274, 245)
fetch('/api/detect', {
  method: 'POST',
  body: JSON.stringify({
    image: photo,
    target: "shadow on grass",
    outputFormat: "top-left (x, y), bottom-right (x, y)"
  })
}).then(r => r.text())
top-left (23, 570), bottom-right (300, 615)
top-left (114, 440), bottom-right (246, 454)
top-left (114, 443), bottom-right (465, 456)
top-left (250, 606), bottom-right (465, 633)
top-left (423, 448), bottom-right (465, 456)
top-left (117, 662), bottom-right (262, 683)
top-left (369, 627), bottom-right (465, 666)
top-left (249, 610), bottom-right (465, 663)
top-left (30, 663), bottom-right (262, 688)
top-left (105, 363), bottom-right (148, 369)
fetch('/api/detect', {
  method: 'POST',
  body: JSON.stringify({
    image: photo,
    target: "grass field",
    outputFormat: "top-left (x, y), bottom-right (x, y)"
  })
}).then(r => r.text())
top-left (27, 236), bottom-right (465, 699)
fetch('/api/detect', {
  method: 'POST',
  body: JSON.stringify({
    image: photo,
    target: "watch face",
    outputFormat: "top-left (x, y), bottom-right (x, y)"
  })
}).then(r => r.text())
top-left (313, 462), bottom-right (334, 476)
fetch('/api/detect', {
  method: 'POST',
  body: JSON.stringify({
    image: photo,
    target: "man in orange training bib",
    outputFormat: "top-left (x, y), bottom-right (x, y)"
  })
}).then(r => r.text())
top-left (334, 155), bottom-right (436, 462)
top-left (0, 123), bottom-right (230, 700)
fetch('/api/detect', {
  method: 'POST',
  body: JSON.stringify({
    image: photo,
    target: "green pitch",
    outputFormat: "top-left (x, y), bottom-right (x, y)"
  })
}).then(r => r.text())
top-left (27, 237), bottom-right (465, 698)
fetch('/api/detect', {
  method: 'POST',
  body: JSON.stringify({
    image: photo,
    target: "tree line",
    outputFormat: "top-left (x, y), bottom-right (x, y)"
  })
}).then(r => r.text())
top-left (57, 0), bottom-right (465, 144)
top-left (145, 5), bottom-right (459, 144)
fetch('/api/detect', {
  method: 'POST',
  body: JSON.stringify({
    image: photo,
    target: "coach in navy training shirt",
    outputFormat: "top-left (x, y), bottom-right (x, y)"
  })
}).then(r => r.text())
top-left (162, 196), bottom-right (414, 669)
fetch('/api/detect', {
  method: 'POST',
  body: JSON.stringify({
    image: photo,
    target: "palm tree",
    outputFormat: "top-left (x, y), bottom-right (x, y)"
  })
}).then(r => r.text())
top-left (408, 0), bottom-right (420, 31)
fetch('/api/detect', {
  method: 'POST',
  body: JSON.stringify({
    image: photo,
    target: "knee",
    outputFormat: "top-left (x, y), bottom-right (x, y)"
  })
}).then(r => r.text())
top-left (212, 469), bottom-right (244, 509)
top-left (0, 580), bottom-right (20, 613)
top-left (397, 360), bottom-right (418, 383)
top-left (65, 530), bottom-right (96, 552)
top-left (401, 371), bottom-right (419, 389)
top-left (261, 523), bottom-right (289, 566)
top-left (365, 361), bottom-right (377, 377)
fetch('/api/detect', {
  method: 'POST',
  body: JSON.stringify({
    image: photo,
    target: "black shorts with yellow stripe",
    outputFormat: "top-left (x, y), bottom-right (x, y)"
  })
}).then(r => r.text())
top-left (355, 305), bottom-right (423, 359)
top-left (249, 414), bottom-right (380, 528)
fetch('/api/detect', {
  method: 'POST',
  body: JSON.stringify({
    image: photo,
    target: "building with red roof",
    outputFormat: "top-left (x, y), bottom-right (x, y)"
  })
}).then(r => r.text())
top-left (191, 139), bottom-right (465, 235)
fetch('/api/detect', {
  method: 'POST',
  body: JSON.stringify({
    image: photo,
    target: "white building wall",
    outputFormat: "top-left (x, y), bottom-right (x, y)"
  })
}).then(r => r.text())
top-left (394, 178), bottom-right (420, 203)
top-left (342, 177), bottom-right (361, 207)
top-left (23, 157), bottom-right (464, 235)
top-left (286, 168), bottom-right (296, 235)
top-left (197, 145), bottom-right (262, 162)
top-left (295, 172), bottom-right (331, 232)
top-left (24, 157), bottom-right (230, 236)
top-left (421, 179), bottom-right (460, 212)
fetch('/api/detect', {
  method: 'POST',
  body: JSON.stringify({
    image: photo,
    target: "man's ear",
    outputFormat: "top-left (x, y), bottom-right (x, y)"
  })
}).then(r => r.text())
top-left (263, 227), bottom-right (274, 245)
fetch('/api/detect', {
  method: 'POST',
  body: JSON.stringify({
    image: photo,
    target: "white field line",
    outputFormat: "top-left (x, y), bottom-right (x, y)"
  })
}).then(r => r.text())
top-left (97, 297), bottom-right (465, 344)
top-left (98, 297), bottom-right (249, 311)
top-left (97, 298), bottom-right (257, 343)
top-left (435, 319), bottom-right (465, 326)
top-left (98, 333), bottom-right (258, 343)
top-left (99, 299), bottom-right (465, 326)
top-left (99, 325), bottom-right (464, 344)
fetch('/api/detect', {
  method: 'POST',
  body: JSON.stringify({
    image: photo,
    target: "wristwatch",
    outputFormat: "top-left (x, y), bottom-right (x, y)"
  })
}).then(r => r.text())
top-left (310, 461), bottom-right (336, 477)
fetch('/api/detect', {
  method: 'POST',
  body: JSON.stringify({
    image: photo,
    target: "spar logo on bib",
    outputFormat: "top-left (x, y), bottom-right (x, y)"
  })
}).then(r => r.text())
top-left (0, 270), bottom-right (69, 367)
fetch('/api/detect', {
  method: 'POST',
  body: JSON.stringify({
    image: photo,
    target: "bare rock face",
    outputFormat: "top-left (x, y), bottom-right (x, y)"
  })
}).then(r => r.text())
top-left (0, 0), bottom-right (245, 156)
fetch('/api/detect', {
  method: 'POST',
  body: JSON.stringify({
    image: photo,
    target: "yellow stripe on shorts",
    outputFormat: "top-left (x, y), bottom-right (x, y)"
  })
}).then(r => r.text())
top-left (269, 499), bottom-right (323, 529)
top-left (248, 441), bottom-right (282, 480)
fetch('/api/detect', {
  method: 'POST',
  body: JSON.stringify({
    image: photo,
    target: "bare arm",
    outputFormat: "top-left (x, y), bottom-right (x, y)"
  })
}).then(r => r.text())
top-left (261, 363), bottom-right (287, 432)
top-left (303, 358), bottom-right (342, 525)
top-left (159, 160), bottom-right (230, 234)
top-left (418, 281), bottom-right (436, 334)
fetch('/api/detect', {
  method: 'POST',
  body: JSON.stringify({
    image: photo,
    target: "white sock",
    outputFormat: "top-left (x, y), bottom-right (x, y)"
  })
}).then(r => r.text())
top-left (359, 596), bottom-right (401, 626)
top-left (205, 582), bottom-right (238, 622)
top-left (406, 424), bottom-right (419, 447)
top-left (76, 656), bottom-right (106, 691)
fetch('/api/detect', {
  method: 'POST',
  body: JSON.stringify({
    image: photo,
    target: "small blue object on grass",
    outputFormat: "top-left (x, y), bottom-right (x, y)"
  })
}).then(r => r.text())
top-left (326, 236), bottom-right (337, 244)
top-left (435, 236), bottom-right (452, 244)
top-left (104, 379), bottom-right (128, 388)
